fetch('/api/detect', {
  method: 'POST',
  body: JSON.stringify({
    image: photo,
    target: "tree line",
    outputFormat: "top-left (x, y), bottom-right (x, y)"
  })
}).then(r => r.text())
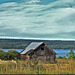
top-left (0, 39), bottom-right (75, 49)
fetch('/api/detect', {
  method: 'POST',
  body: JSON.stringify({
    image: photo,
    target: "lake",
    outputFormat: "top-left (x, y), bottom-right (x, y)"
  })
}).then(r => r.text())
top-left (1, 49), bottom-right (75, 57)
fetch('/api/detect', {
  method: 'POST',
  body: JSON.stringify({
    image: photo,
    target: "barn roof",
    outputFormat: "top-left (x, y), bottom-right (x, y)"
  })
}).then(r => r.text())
top-left (21, 42), bottom-right (44, 54)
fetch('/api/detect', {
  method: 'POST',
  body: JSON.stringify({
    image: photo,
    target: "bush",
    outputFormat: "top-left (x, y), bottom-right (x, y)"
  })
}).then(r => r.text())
top-left (66, 49), bottom-right (75, 60)
top-left (0, 50), bottom-right (20, 60)
top-left (0, 50), bottom-right (7, 60)
top-left (7, 50), bottom-right (21, 60)
top-left (63, 56), bottom-right (67, 59)
top-left (57, 56), bottom-right (63, 59)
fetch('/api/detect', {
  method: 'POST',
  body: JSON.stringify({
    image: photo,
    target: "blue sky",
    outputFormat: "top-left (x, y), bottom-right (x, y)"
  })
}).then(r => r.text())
top-left (0, 0), bottom-right (75, 40)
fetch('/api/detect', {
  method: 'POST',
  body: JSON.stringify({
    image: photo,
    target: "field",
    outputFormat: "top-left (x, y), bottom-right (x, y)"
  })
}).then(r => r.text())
top-left (0, 59), bottom-right (75, 74)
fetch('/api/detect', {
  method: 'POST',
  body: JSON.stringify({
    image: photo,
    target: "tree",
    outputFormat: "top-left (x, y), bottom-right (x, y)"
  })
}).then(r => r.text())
top-left (63, 56), bottom-right (67, 59)
top-left (7, 50), bottom-right (21, 60)
top-left (0, 50), bottom-right (7, 60)
top-left (66, 49), bottom-right (75, 60)
top-left (57, 56), bottom-right (63, 59)
top-left (0, 50), bottom-right (21, 60)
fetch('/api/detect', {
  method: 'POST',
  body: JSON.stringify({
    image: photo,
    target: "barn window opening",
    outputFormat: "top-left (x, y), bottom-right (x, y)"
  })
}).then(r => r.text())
top-left (41, 47), bottom-right (44, 50)
top-left (31, 52), bottom-right (34, 55)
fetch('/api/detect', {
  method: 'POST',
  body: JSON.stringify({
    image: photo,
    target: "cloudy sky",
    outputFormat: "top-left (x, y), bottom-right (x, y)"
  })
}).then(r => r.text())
top-left (0, 0), bottom-right (75, 40)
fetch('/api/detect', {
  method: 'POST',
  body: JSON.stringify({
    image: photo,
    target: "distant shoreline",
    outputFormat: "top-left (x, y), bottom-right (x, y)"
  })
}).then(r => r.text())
top-left (0, 48), bottom-right (75, 50)
top-left (0, 39), bottom-right (75, 49)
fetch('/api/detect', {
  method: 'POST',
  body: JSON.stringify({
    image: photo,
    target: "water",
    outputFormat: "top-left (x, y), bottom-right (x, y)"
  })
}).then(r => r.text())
top-left (1, 49), bottom-right (23, 52)
top-left (1, 49), bottom-right (75, 57)
top-left (53, 49), bottom-right (75, 57)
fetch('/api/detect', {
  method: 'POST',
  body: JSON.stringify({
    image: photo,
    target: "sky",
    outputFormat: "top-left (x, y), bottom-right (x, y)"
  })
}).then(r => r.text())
top-left (0, 0), bottom-right (75, 40)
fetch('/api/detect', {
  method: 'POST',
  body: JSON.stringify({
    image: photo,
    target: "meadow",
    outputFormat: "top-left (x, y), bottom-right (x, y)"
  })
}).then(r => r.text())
top-left (0, 59), bottom-right (75, 74)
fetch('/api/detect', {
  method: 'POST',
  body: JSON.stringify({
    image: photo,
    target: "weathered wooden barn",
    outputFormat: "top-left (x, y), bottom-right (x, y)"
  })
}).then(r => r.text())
top-left (20, 42), bottom-right (56, 62)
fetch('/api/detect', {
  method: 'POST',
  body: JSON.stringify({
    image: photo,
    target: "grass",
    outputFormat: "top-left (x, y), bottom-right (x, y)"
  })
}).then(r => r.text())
top-left (0, 59), bottom-right (75, 74)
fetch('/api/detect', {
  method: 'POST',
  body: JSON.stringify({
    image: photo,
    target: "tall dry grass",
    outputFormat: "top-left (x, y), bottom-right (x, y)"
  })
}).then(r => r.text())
top-left (0, 59), bottom-right (75, 74)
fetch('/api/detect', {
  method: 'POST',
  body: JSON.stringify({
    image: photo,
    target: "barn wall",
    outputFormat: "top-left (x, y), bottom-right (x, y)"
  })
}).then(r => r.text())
top-left (29, 44), bottom-right (55, 62)
top-left (45, 45), bottom-right (55, 62)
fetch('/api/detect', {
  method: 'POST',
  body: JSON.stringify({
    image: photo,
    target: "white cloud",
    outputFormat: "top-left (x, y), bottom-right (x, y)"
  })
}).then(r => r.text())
top-left (0, 0), bottom-right (75, 40)
top-left (0, 2), bottom-right (18, 7)
top-left (26, 0), bottom-right (41, 4)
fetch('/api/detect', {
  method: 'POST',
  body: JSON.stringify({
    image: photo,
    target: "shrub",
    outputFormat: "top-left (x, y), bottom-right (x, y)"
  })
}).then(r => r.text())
top-left (63, 56), bottom-right (67, 59)
top-left (57, 56), bottom-right (63, 59)
top-left (0, 50), bottom-right (20, 60)
top-left (66, 49), bottom-right (75, 60)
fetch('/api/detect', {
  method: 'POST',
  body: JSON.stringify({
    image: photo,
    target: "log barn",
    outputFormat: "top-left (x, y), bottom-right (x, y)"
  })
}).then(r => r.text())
top-left (20, 42), bottom-right (56, 62)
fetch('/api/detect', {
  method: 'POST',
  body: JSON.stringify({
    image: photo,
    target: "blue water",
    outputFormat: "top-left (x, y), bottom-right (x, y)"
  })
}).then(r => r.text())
top-left (1, 49), bottom-right (75, 57)
top-left (53, 49), bottom-right (75, 57)
top-left (1, 49), bottom-right (23, 52)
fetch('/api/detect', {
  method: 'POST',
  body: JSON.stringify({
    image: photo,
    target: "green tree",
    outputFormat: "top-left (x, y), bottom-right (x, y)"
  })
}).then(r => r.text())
top-left (63, 56), bottom-right (67, 59)
top-left (66, 49), bottom-right (75, 60)
top-left (57, 56), bottom-right (63, 59)
top-left (7, 50), bottom-right (21, 60)
top-left (0, 50), bottom-right (21, 60)
top-left (0, 50), bottom-right (7, 60)
top-left (0, 50), bottom-right (4, 59)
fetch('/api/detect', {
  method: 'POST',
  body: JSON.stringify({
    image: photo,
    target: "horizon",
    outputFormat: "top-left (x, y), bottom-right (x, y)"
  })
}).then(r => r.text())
top-left (0, 0), bottom-right (75, 40)
top-left (0, 37), bottom-right (75, 41)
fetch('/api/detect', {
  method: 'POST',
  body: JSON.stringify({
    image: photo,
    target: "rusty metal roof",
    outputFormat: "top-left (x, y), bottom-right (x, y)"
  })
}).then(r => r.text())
top-left (21, 42), bottom-right (44, 54)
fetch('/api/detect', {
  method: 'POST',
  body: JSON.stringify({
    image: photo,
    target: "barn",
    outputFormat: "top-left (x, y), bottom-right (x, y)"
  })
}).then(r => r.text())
top-left (20, 42), bottom-right (56, 62)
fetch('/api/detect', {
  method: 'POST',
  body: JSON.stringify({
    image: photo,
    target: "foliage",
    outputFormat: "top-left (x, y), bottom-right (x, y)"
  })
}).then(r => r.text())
top-left (0, 39), bottom-right (75, 49)
top-left (0, 39), bottom-right (28, 49)
top-left (0, 50), bottom-right (6, 60)
top-left (57, 56), bottom-right (63, 59)
top-left (63, 56), bottom-right (67, 59)
top-left (57, 56), bottom-right (67, 59)
top-left (66, 49), bottom-right (75, 60)
top-left (0, 50), bottom-right (20, 60)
